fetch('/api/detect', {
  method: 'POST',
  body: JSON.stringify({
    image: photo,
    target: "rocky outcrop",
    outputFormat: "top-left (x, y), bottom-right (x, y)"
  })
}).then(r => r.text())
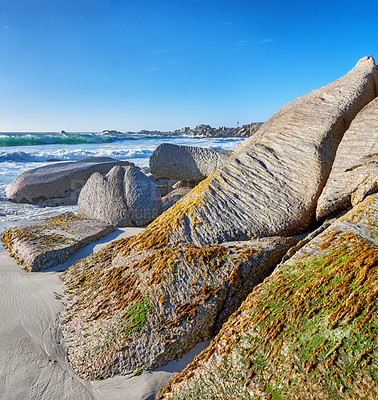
top-left (158, 194), bottom-right (378, 400)
top-left (59, 56), bottom-right (378, 385)
top-left (316, 97), bottom-right (378, 220)
top-left (5, 157), bottom-right (134, 204)
top-left (1, 213), bottom-right (115, 272)
top-left (78, 165), bottom-right (162, 227)
top-left (142, 56), bottom-right (378, 247)
top-left (126, 122), bottom-right (263, 138)
top-left (149, 143), bottom-right (232, 181)
top-left (173, 123), bottom-right (263, 138)
top-left (61, 235), bottom-right (297, 379)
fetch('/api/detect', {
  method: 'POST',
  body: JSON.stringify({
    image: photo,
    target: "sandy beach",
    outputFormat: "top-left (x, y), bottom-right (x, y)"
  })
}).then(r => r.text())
top-left (0, 227), bottom-right (208, 400)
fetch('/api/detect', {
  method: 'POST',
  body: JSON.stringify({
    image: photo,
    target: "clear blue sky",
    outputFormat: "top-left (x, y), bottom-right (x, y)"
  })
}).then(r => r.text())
top-left (0, 0), bottom-right (377, 132)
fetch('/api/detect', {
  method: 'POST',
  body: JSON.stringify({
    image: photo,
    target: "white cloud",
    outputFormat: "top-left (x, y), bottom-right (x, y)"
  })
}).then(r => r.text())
top-left (237, 40), bottom-right (248, 46)
top-left (258, 39), bottom-right (273, 45)
top-left (168, 58), bottom-right (182, 65)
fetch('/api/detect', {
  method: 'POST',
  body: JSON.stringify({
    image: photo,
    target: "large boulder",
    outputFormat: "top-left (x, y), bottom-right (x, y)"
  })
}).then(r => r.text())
top-left (61, 235), bottom-right (297, 379)
top-left (157, 194), bottom-right (378, 400)
top-left (316, 96), bottom-right (378, 220)
top-left (149, 143), bottom-right (232, 181)
top-left (78, 165), bottom-right (162, 227)
top-left (5, 157), bottom-right (134, 204)
top-left (1, 213), bottom-right (115, 272)
top-left (143, 56), bottom-right (378, 247)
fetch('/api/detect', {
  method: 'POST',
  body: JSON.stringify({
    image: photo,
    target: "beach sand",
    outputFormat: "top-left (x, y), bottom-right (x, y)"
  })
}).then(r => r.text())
top-left (0, 226), bottom-right (208, 400)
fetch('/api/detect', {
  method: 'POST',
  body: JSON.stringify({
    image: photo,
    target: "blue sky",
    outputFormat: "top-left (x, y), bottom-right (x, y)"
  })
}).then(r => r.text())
top-left (0, 0), bottom-right (377, 132)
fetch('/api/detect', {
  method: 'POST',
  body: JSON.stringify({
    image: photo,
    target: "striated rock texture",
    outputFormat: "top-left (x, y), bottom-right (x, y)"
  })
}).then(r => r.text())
top-left (158, 194), bottom-right (378, 400)
top-left (316, 96), bottom-right (378, 220)
top-left (145, 56), bottom-right (377, 247)
top-left (78, 165), bottom-right (162, 227)
top-left (61, 235), bottom-right (297, 379)
top-left (1, 213), bottom-right (115, 271)
top-left (5, 158), bottom-right (134, 204)
top-left (149, 143), bottom-right (232, 181)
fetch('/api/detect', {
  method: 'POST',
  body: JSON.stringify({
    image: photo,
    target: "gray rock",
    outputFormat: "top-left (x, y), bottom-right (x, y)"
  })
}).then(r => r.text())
top-left (6, 159), bottom-right (134, 204)
top-left (161, 187), bottom-right (191, 212)
top-left (316, 96), bottom-right (378, 220)
top-left (78, 165), bottom-right (162, 227)
top-left (145, 56), bottom-right (378, 247)
top-left (124, 166), bottom-right (162, 226)
top-left (149, 143), bottom-right (232, 181)
top-left (1, 213), bottom-right (115, 272)
top-left (78, 166), bottom-right (132, 226)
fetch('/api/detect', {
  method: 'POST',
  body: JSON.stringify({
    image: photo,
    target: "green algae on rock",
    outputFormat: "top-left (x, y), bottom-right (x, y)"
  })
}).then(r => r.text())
top-left (61, 235), bottom-right (297, 380)
top-left (1, 213), bottom-right (115, 271)
top-left (157, 194), bottom-right (378, 400)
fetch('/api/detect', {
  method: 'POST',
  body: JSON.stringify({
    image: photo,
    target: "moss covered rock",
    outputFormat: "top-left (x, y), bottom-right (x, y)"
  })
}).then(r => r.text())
top-left (1, 213), bottom-right (115, 271)
top-left (158, 194), bottom-right (378, 400)
top-left (61, 235), bottom-right (297, 380)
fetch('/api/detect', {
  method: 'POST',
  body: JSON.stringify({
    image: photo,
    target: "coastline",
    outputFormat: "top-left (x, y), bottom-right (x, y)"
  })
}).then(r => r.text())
top-left (0, 225), bottom-right (208, 400)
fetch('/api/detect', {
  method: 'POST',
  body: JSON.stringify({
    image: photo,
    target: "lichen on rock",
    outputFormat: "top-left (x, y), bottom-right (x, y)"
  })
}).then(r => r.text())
top-left (157, 194), bottom-right (378, 400)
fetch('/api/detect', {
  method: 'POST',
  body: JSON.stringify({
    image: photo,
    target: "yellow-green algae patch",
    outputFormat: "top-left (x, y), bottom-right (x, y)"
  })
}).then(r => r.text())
top-left (158, 231), bottom-right (378, 400)
top-left (1, 213), bottom-right (81, 265)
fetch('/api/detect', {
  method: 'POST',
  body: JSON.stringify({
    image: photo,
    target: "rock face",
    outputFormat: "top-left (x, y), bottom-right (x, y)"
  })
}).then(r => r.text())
top-left (316, 96), bottom-right (378, 220)
top-left (1, 213), bottom-right (115, 272)
top-left (5, 158), bottom-right (134, 204)
top-left (78, 165), bottom-right (162, 227)
top-left (144, 56), bottom-right (378, 247)
top-left (61, 235), bottom-right (297, 379)
top-left (157, 194), bottom-right (378, 400)
top-left (149, 143), bottom-right (232, 182)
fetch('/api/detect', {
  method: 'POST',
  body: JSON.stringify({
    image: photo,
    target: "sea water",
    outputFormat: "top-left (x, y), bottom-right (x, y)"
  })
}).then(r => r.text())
top-left (0, 132), bottom-right (242, 225)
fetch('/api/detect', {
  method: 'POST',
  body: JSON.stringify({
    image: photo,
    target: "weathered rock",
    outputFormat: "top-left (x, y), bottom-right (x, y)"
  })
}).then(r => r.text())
top-left (143, 56), bottom-right (378, 247)
top-left (5, 158), bottom-right (134, 204)
top-left (124, 165), bottom-right (162, 226)
top-left (158, 194), bottom-right (378, 400)
top-left (149, 143), bottom-right (232, 181)
top-left (78, 165), bottom-right (162, 227)
top-left (61, 235), bottom-right (297, 379)
top-left (78, 166), bottom-right (132, 226)
top-left (161, 187), bottom-right (191, 212)
top-left (316, 96), bottom-right (378, 220)
top-left (1, 213), bottom-right (115, 272)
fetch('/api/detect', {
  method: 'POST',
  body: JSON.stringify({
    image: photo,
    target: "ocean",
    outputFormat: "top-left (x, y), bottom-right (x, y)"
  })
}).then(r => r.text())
top-left (0, 131), bottom-right (242, 226)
